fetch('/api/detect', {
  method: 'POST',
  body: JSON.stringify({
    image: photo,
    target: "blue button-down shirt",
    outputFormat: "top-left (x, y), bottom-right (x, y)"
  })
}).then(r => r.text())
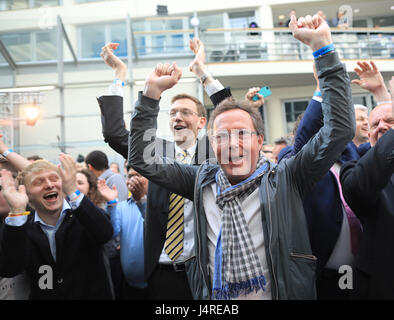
top-left (34, 199), bottom-right (71, 261)
top-left (107, 198), bottom-right (146, 288)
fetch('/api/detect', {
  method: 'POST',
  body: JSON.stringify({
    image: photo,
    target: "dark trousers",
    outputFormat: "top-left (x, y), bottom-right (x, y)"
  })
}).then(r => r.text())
top-left (109, 254), bottom-right (124, 300)
top-left (148, 263), bottom-right (193, 300)
top-left (349, 268), bottom-right (370, 300)
top-left (316, 268), bottom-right (350, 300)
top-left (122, 281), bottom-right (149, 300)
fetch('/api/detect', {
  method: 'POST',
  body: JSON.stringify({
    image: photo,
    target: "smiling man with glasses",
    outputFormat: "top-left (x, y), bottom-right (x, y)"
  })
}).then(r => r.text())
top-left (167, 94), bottom-right (207, 151)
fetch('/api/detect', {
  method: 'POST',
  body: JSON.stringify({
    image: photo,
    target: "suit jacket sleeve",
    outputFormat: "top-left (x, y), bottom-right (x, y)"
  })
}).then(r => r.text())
top-left (97, 95), bottom-right (129, 159)
top-left (74, 196), bottom-right (114, 245)
top-left (340, 128), bottom-right (394, 217)
top-left (286, 51), bottom-right (355, 199)
top-left (209, 87), bottom-right (232, 107)
top-left (128, 92), bottom-right (198, 201)
top-left (0, 222), bottom-right (30, 277)
top-left (292, 98), bottom-right (323, 156)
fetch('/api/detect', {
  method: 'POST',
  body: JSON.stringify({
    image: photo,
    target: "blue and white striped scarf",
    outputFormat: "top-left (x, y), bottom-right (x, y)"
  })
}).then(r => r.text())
top-left (212, 156), bottom-right (269, 300)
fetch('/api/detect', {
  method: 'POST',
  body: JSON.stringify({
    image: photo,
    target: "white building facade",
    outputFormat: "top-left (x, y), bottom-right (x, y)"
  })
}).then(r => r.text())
top-left (0, 0), bottom-right (393, 163)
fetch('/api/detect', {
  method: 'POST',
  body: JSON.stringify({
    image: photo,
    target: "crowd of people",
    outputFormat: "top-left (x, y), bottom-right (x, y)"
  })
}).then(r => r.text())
top-left (0, 13), bottom-right (393, 300)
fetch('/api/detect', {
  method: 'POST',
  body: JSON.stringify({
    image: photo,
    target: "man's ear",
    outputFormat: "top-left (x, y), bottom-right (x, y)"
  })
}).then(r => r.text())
top-left (198, 117), bottom-right (207, 130)
top-left (258, 134), bottom-right (264, 149)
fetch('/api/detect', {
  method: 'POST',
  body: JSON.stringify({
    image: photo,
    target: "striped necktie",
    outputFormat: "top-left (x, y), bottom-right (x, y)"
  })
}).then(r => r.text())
top-left (164, 150), bottom-right (188, 261)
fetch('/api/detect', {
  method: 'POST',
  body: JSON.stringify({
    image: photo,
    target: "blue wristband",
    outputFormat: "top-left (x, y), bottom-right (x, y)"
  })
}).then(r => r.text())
top-left (2, 149), bottom-right (14, 158)
top-left (67, 189), bottom-right (81, 202)
top-left (114, 78), bottom-right (125, 87)
top-left (107, 198), bottom-right (119, 205)
top-left (313, 91), bottom-right (322, 97)
top-left (313, 43), bottom-right (335, 59)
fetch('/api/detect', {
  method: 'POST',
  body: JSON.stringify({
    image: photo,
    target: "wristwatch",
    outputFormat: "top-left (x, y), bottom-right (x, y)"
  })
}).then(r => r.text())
top-left (200, 72), bottom-right (213, 85)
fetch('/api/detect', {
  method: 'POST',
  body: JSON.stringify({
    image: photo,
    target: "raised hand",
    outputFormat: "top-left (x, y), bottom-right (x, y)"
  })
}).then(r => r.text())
top-left (128, 175), bottom-right (148, 202)
top-left (97, 179), bottom-right (118, 202)
top-left (143, 62), bottom-right (182, 100)
top-left (189, 38), bottom-right (208, 78)
top-left (100, 42), bottom-right (127, 82)
top-left (0, 169), bottom-right (28, 213)
top-left (289, 13), bottom-right (332, 52)
top-left (245, 87), bottom-right (264, 108)
top-left (58, 153), bottom-right (78, 196)
top-left (352, 61), bottom-right (390, 102)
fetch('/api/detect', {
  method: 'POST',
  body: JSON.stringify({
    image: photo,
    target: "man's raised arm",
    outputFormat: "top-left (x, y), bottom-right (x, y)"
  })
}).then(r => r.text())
top-left (287, 13), bottom-right (355, 198)
top-left (128, 63), bottom-right (198, 201)
top-left (97, 42), bottom-right (129, 158)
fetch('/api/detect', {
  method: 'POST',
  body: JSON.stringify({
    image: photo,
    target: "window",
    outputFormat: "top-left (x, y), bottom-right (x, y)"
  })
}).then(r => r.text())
top-left (0, 30), bottom-right (57, 62)
top-left (0, 0), bottom-right (60, 11)
top-left (0, 32), bottom-right (32, 62)
top-left (372, 16), bottom-right (394, 28)
top-left (198, 13), bottom-right (224, 30)
top-left (79, 22), bottom-right (127, 59)
top-left (36, 30), bottom-right (57, 61)
top-left (131, 17), bottom-right (190, 56)
top-left (228, 10), bottom-right (256, 29)
top-left (110, 23), bottom-right (127, 56)
top-left (284, 99), bottom-right (309, 134)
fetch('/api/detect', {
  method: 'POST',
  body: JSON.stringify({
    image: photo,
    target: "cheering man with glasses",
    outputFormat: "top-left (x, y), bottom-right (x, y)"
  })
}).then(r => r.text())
top-left (129, 13), bottom-right (355, 300)
top-left (97, 41), bottom-right (232, 299)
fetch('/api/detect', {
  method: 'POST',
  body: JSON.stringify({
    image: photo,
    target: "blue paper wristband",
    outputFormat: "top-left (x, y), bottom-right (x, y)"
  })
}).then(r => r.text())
top-left (313, 43), bottom-right (335, 59)
top-left (313, 91), bottom-right (322, 97)
top-left (67, 189), bottom-right (81, 201)
top-left (107, 198), bottom-right (119, 205)
top-left (114, 78), bottom-right (125, 87)
top-left (2, 149), bottom-right (14, 157)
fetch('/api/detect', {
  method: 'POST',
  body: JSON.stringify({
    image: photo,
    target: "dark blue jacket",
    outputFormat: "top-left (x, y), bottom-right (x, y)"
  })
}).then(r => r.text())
top-left (278, 98), bottom-right (370, 274)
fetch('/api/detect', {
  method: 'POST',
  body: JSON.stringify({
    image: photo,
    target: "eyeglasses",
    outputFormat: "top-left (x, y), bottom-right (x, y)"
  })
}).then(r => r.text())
top-left (168, 108), bottom-right (199, 118)
top-left (211, 129), bottom-right (258, 146)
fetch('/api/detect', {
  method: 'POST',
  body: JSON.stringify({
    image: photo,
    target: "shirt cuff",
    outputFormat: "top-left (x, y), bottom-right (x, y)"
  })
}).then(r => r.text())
top-left (69, 194), bottom-right (84, 210)
top-left (204, 79), bottom-right (225, 97)
top-left (108, 84), bottom-right (124, 97)
top-left (313, 96), bottom-right (322, 102)
top-left (5, 215), bottom-right (28, 227)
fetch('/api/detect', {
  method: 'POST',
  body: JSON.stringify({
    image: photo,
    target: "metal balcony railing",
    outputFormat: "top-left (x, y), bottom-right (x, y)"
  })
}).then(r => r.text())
top-left (198, 28), bottom-right (394, 62)
top-left (125, 27), bottom-right (394, 61)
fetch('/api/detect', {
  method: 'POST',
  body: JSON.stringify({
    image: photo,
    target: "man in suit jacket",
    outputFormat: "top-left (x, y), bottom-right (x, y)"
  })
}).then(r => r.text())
top-left (0, 154), bottom-right (113, 300)
top-left (277, 61), bottom-right (391, 299)
top-left (97, 41), bottom-right (231, 299)
top-left (340, 78), bottom-right (394, 299)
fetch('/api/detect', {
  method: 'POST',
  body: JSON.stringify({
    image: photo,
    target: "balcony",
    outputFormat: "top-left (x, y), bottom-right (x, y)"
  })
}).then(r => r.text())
top-left (0, 26), bottom-right (393, 69)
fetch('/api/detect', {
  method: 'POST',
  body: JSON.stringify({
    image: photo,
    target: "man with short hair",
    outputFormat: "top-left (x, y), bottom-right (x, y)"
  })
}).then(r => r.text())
top-left (85, 150), bottom-right (128, 201)
top-left (0, 154), bottom-right (113, 299)
top-left (272, 137), bottom-right (289, 163)
top-left (128, 14), bottom-right (355, 299)
top-left (340, 77), bottom-right (394, 299)
top-left (353, 104), bottom-right (369, 147)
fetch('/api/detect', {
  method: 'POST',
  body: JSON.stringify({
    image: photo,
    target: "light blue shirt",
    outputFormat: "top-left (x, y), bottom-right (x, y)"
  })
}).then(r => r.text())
top-left (107, 199), bottom-right (146, 288)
